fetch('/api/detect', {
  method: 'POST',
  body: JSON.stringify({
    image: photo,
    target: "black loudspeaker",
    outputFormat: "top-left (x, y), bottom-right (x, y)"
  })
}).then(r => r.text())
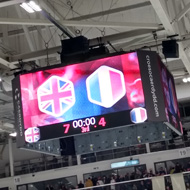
top-left (162, 40), bottom-right (179, 58)
top-left (61, 36), bottom-right (89, 55)
top-left (61, 36), bottom-right (89, 64)
top-left (60, 137), bottom-right (76, 155)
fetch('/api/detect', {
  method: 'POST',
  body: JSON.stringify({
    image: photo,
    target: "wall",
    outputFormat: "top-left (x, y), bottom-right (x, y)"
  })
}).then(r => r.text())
top-left (0, 142), bottom-right (42, 166)
top-left (176, 83), bottom-right (190, 102)
top-left (0, 147), bottom-right (190, 190)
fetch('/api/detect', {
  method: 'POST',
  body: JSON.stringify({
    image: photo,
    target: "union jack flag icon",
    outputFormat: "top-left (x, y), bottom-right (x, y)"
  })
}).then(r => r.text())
top-left (25, 127), bottom-right (40, 143)
top-left (37, 76), bottom-right (75, 117)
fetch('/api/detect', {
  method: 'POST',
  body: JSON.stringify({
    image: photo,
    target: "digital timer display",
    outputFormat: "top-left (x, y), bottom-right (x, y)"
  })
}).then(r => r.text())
top-left (64, 117), bottom-right (106, 134)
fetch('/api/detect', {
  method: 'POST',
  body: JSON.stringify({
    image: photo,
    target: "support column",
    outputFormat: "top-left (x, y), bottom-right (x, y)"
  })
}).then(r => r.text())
top-left (77, 155), bottom-right (81, 165)
top-left (68, 155), bottom-right (73, 166)
top-left (146, 143), bottom-right (150, 153)
top-left (8, 137), bottom-right (14, 177)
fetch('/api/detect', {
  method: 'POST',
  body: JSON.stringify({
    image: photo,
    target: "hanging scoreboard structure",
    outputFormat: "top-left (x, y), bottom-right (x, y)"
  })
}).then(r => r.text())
top-left (12, 51), bottom-right (183, 149)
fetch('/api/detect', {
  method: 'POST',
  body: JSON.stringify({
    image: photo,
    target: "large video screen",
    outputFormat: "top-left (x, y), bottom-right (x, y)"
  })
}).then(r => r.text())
top-left (13, 51), bottom-right (182, 147)
top-left (17, 52), bottom-right (146, 144)
top-left (159, 58), bottom-right (183, 134)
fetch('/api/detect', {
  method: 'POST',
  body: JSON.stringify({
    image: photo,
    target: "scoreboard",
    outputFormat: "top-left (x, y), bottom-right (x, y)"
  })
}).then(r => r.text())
top-left (12, 51), bottom-right (182, 147)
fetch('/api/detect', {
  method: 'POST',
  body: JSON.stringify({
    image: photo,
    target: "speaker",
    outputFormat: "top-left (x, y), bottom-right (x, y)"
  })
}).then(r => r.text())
top-left (60, 137), bottom-right (76, 155)
top-left (61, 36), bottom-right (89, 55)
top-left (162, 40), bottom-right (179, 58)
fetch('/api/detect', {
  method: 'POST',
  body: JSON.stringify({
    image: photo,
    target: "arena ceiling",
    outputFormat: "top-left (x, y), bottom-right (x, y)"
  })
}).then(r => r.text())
top-left (0, 0), bottom-right (190, 133)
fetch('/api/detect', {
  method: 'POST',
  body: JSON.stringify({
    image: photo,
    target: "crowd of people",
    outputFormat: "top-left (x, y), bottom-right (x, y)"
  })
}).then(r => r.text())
top-left (45, 162), bottom-right (190, 190)
top-left (81, 162), bottom-right (190, 190)
top-left (82, 169), bottom-right (155, 190)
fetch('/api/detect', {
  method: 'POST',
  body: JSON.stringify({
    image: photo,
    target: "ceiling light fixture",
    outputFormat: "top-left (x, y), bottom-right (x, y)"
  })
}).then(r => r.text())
top-left (182, 77), bottom-right (190, 83)
top-left (20, 1), bottom-right (41, 13)
top-left (183, 78), bottom-right (188, 83)
top-left (20, 2), bottom-right (35, 13)
top-left (9, 132), bottom-right (17, 137)
top-left (28, 1), bottom-right (42, 12)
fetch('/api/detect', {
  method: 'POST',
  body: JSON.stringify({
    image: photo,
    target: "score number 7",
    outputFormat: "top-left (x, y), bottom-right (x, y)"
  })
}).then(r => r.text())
top-left (63, 124), bottom-right (70, 134)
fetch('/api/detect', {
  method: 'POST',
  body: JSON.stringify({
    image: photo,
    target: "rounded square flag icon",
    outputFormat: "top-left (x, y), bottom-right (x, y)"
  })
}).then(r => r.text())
top-left (37, 75), bottom-right (75, 117)
top-left (25, 127), bottom-right (40, 143)
top-left (86, 66), bottom-right (126, 108)
top-left (130, 107), bottom-right (147, 124)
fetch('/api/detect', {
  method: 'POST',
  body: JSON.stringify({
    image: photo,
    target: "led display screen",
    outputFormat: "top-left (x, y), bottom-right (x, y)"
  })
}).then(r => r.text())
top-left (111, 160), bottom-right (139, 169)
top-left (12, 50), bottom-right (182, 147)
top-left (159, 58), bottom-right (183, 135)
top-left (20, 52), bottom-right (144, 129)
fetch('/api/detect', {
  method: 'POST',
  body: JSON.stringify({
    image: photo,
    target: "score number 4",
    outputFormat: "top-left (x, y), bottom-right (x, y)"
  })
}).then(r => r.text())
top-left (99, 117), bottom-right (106, 127)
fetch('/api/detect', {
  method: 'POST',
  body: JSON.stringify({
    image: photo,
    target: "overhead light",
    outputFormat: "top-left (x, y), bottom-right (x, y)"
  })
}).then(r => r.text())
top-left (9, 132), bottom-right (17, 137)
top-left (183, 78), bottom-right (188, 83)
top-left (20, 1), bottom-right (41, 13)
top-left (182, 77), bottom-right (190, 83)
top-left (28, 1), bottom-right (42, 12)
top-left (20, 2), bottom-right (35, 13)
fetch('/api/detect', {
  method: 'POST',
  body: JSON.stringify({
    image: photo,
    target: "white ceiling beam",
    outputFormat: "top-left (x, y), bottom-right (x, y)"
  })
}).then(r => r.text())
top-left (174, 2), bottom-right (190, 22)
top-left (181, 0), bottom-right (190, 32)
top-left (0, 57), bottom-right (16, 69)
top-left (0, 17), bottom-right (160, 29)
top-left (0, 0), bottom-right (24, 8)
top-left (15, 6), bottom-right (36, 52)
top-left (72, 1), bottom-right (151, 21)
top-left (149, 0), bottom-right (190, 74)
top-left (10, 46), bottom-right (61, 64)
top-left (40, 0), bottom-right (75, 38)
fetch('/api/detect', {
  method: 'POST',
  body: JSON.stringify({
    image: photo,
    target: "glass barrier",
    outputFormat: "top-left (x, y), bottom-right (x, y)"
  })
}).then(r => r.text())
top-left (81, 145), bottom-right (147, 165)
top-left (77, 172), bottom-right (190, 190)
top-left (17, 175), bottom-right (77, 190)
top-left (14, 155), bottom-right (77, 176)
top-left (1, 137), bottom-right (190, 178)
top-left (15, 172), bottom-right (190, 190)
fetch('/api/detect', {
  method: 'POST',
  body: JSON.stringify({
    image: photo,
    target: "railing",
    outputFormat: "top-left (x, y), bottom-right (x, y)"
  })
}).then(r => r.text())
top-left (81, 145), bottom-right (147, 164)
top-left (1, 137), bottom-right (190, 178)
top-left (13, 156), bottom-right (77, 176)
top-left (80, 137), bottom-right (190, 164)
top-left (77, 171), bottom-right (190, 190)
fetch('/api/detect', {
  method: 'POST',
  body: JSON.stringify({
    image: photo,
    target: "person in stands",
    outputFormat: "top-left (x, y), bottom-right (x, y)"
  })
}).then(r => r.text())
top-left (174, 162), bottom-right (183, 173)
top-left (85, 177), bottom-right (93, 188)
top-left (159, 167), bottom-right (166, 175)
top-left (169, 167), bottom-right (175, 174)
top-left (78, 181), bottom-right (84, 189)
top-left (186, 162), bottom-right (190, 171)
top-left (97, 177), bottom-right (104, 186)
top-left (46, 184), bottom-right (54, 190)
top-left (186, 182), bottom-right (190, 190)
top-left (110, 176), bottom-right (116, 190)
top-left (125, 173), bottom-right (130, 181)
top-left (148, 169), bottom-right (155, 177)
top-left (96, 177), bottom-right (104, 190)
